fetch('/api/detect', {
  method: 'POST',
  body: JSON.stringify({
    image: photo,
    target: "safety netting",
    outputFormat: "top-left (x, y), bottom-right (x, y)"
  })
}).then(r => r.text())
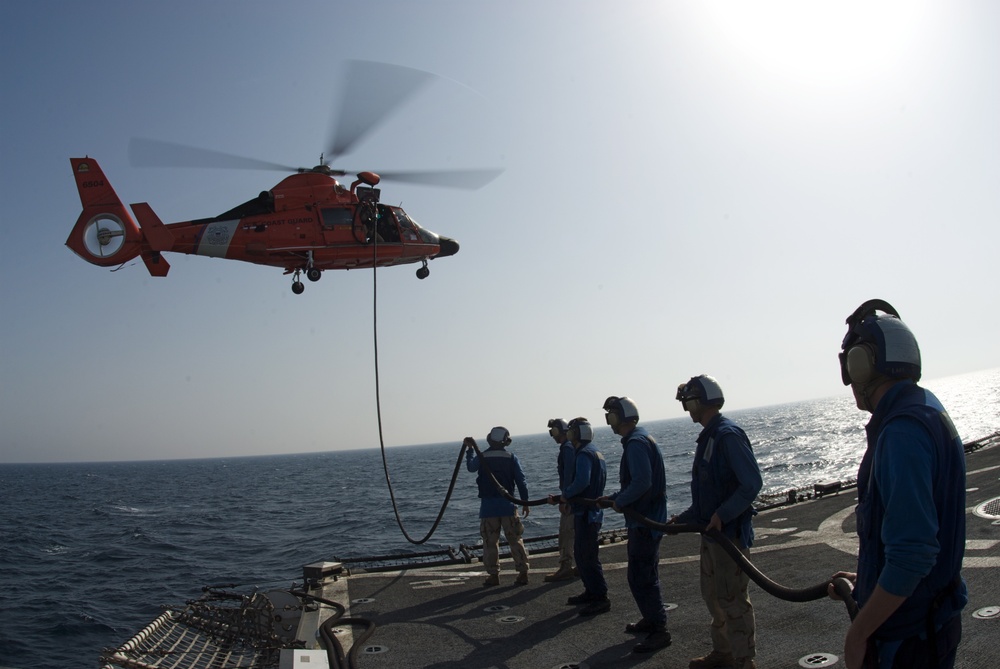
top-left (100, 590), bottom-right (298, 669)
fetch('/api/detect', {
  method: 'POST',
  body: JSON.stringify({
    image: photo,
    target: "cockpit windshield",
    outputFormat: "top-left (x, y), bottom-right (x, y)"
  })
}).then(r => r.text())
top-left (384, 205), bottom-right (438, 244)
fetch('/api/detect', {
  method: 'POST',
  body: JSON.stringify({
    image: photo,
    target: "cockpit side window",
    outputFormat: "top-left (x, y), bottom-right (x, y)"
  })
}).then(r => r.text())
top-left (391, 207), bottom-right (425, 242)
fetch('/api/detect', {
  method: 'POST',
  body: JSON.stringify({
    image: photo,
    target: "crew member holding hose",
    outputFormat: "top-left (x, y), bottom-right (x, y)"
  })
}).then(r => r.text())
top-left (465, 428), bottom-right (531, 587)
top-left (830, 300), bottom-right (967, 669)
top-left (672, 375), bottom-right (762, 669)
top-left (558, 417), bottom-right (609, 614)
top-left (544, 418), bottom-right (577, 582)
top-left (598, 395), bottom-right (672, 654)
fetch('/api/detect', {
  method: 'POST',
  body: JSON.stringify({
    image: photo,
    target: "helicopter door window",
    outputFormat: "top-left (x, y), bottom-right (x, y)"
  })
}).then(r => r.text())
top-left (321, 207), bottom-right (354, 230)
top-left (375, 205), bottom-right (401, 243)
top-left (391, 207), bottom-right (422, 242)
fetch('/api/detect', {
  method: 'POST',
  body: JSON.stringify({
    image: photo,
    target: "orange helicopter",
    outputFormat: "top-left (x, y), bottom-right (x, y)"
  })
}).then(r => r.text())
top-left (65, 61), bottom-right (501, 294)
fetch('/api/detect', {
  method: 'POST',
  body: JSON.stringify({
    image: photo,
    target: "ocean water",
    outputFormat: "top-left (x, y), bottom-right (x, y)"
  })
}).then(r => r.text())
top-left (1, 368), bottom-right (997, 669)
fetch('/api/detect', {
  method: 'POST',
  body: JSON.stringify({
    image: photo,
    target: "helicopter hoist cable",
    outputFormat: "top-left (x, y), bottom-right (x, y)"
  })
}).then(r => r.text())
top-left (369, 226), bottom-right (466, 545)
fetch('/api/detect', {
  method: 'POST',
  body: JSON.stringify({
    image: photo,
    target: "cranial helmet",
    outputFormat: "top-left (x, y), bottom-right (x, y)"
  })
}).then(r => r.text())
top-left (603, 396), bottom-right (639, 427)
top-left (487, 426), bottom-right (512, 448)
top-left (548, 418), bottom-right (569, 438)
top-left (839, 299), bottom-right (921, 386)
top-left (567, 417), bottom-right (594, 443)
top-left (676, 375), bottom-right (725, 410)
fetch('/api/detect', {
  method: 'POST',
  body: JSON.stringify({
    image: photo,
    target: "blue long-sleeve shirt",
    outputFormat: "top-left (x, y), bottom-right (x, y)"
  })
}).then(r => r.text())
top-left (873, 416), bottom-right (945, 597)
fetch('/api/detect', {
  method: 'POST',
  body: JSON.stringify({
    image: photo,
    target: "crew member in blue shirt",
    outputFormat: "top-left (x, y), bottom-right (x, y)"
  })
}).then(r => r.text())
top-left (830, 299), bottom-right (967, 669)
top-left (465, 427), bottom-right (531, 587)
top-left (672, 375), bottom-right (762, 669)
top-left (545, 418), bottom-right (577, 582)
top-left (559, 417), bottom-right (607, 613)
top-left (598, 395), bottom-right (672, 654)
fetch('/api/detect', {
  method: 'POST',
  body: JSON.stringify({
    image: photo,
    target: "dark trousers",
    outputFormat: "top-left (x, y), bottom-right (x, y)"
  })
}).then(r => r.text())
top-left (865, 613), bottom-right (962, 668)
top-left (626, 526), bottom-right (666, 626)
top-left (573, 515), bottom-right (606, 597)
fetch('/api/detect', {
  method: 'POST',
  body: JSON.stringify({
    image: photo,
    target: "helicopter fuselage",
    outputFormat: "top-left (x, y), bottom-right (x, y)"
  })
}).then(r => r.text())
top-left (66, 158), bottom-right (459, 292)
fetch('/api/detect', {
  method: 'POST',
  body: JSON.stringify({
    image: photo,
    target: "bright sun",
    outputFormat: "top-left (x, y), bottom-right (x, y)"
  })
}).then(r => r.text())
top-left (691, 1), bottom-right (938, 92)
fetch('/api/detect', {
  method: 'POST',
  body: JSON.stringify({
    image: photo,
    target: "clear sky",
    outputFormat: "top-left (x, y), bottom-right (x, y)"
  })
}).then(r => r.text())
top-left (1, 1), bottom-right (997, 463)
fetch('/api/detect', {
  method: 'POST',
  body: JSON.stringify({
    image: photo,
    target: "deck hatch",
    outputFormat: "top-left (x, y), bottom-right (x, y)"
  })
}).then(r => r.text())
top-left (974, 496), bottom-right (1000, 519)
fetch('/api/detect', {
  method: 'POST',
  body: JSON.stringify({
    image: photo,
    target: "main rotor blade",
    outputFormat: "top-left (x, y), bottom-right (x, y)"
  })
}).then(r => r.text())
top-left (326, 60), bottom-right (435, 163)
top-left (376, 168), bottom-right (505, 190)
top-left (128, 138), bottom-right (298, 172)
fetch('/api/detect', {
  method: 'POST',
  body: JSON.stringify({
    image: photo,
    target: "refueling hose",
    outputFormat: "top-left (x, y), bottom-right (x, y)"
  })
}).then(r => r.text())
top-left (291, 589), bottom-right (377, 669)
top-left (301, 440), bottom-right (855, 669)
top-left (465, 440), bottom-right (859, 620)
top-left (370, 235), bottom-right (470, 545)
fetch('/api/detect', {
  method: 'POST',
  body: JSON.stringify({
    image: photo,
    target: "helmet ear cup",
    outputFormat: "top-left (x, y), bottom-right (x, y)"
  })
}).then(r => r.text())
top-left (682, 398), bottom-right (701, 412)
top-left (846, 344), bottom-right (876, 385)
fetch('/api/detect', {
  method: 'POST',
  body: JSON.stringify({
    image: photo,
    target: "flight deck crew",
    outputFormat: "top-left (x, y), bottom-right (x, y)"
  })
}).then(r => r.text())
top-left (464, 427), bottom-right (531, 587)
top-left (672, 375), bottom-right (762, 669)
top-left (544, 418), bottom-right (577, 582)
top-left (559, 418), bottom-right (608, 613)
top-left (598, 396), bottom-right (672, 654)
top-left (830, 300), bottom-right (967, 669)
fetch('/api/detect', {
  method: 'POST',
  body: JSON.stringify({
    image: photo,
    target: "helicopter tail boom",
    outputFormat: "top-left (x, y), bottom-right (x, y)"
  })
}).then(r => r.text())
top-left (67, 158), bottom-right (168, 277)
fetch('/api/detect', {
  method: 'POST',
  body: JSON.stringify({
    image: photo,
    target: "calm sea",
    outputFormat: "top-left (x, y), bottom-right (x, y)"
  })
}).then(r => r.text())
top-left (1, 368), bottom-right (997, 669)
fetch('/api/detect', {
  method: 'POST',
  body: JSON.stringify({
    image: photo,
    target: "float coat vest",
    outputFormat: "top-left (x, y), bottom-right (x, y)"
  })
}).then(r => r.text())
top-left (687, 416), bottom-right (759, 545)
top-left (557, 441), bottom-right (575, 491)
top-left (476, 447), bottom-right (517, 500)
top-left (855, 381), bottom-right (968, 641)
top-left (569, 442), bottom-right (607, 522)
top-left (619, 426), bottom-right (667, 523)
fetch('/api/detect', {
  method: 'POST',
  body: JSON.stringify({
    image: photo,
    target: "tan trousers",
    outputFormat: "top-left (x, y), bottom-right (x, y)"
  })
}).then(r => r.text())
top-left (481, 514), bottom-right (529, 575)
top-left (700, 537), bottom-right (756, 661)
top-left (557, 504), bottom-right (575, 567)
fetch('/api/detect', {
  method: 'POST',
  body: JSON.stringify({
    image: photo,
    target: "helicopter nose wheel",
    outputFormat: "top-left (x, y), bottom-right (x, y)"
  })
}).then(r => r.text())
top-left (416, 260), bottom-right (430, 280)
top-left (306, 267), bottom-right (322, 282)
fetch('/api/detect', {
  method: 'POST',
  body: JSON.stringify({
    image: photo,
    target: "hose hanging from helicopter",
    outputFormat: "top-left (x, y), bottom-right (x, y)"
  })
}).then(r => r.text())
top-left (462, 438), bottom-right (859, 621)
top-left (369, 212), bottom-right (471, 545)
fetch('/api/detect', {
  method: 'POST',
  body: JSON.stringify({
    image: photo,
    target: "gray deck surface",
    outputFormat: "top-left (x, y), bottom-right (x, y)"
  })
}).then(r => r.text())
top-left (303, 444), bottom-right (1000, 668)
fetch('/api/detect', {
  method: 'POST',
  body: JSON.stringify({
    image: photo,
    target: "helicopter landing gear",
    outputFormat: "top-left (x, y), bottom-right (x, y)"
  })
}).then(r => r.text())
top-left (304, 251), bottom-right (321, 283)
top-left (416, 259), bottom-right (430, 280)
top-left (291, 269), bottom-right (305, 295)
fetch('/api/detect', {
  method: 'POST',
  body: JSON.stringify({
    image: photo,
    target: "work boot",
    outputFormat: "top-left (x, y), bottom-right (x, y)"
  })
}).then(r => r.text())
top-left (566, 591), bottom-right (597, 605)
top-left (544, 564), bottom-right (574, 582)
top-left (483, 574), bottom-right (500, 587)
top-left (689, 650), bottom-right (736, 669)
top-left (633, 628), bottom-right (671, 653)
top-left (625, 619), bottom-right (656, 634)
top-left (515, 570), bottom-right (529, 586)
top-left (578, 596), bottom-right (611, 616)
top-left (733, 659), bottom-right (756, 669)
